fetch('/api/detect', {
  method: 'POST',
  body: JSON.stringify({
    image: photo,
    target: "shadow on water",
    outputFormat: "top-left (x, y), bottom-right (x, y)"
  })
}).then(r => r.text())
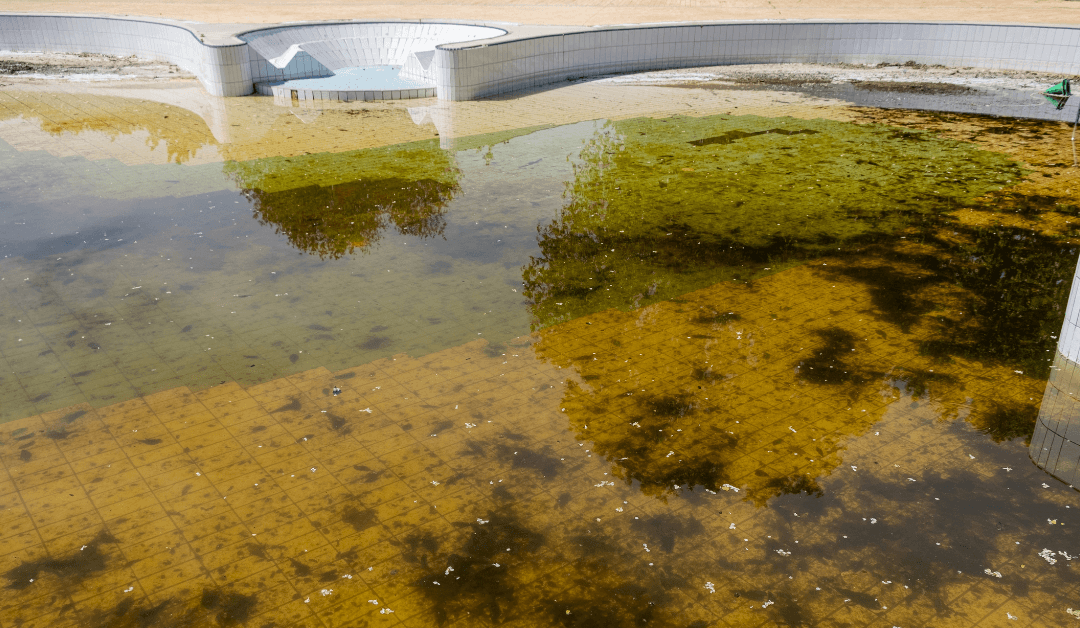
top-left (530, 113), bottom-right (1070, 504)
top-left (3, 530), bottom-right (117, 591)
top-left (79, 589), bottom-right (258, 628)
top-left (522, 113), bottom-right (1024, 330)
top-left (3, 529), bottom-right (258, 628)
top-left (405, 504), bottom-right (714, 627)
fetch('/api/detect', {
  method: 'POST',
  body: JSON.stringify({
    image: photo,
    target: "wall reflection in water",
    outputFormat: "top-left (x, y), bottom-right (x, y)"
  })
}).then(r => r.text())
top-left (0, 92), bottom-right (220, 163)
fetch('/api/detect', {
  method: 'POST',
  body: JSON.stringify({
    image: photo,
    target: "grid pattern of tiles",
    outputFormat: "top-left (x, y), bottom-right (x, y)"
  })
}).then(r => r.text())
top-left (3, 16), bottom-right (1078, 102)
top-left (1, 261), bottom-right (1075, 627)
top-left (241, 22), bottom-right (505, 85)
top-left (1031, 255), bottom-right (1080, 485)
top-left (2, 75), bottom-right (1080, 625)
top-left (247, 50), bottom-right (332, 88)
top-left (0, 14), bottom-right (251, 97)
top-left (1031, 354), bottom-right (1080, 487)
top-left (401, 50), bottom-right (437, 83)
top-left (435, 21), bottom-right (1080, 100)
top-left (260, 83), bottom-right (437, 104)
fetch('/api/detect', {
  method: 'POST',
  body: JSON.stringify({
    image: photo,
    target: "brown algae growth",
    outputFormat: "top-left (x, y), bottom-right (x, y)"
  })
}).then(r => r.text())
top-left (524, 113), bottom-right (1026, 328)
top-left (2, 105), bottom-right (1080, 627)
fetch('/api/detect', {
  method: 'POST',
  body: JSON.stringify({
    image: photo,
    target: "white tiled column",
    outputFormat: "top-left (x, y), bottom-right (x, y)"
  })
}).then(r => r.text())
top-left (1031, 253), bottom-right (1080, 486)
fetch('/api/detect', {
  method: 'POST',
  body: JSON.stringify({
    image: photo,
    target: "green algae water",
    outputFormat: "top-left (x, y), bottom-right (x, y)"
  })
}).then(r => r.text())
top-left (3, 89), bottom-right (1080, 628)
top-left (0, 112), bottom-right (1064, 423)
top-left (524, 114), bottom-right (1028, 328)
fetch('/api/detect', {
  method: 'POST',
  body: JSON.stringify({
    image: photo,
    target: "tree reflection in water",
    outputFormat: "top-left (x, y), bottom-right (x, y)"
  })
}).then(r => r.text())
top-left (523, 114), bottom-right (1024, 329)
top-left (528, 114), bottom-right (1071, 503)
top-left (225, 139), bottom-right (459, 259)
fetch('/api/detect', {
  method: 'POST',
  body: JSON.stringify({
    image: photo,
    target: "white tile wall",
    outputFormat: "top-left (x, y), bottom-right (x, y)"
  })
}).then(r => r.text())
top-left (0, 14), bottom-right (251, 96)
top-left (432, 22), bottom-right (1080, 100)
top-left (1031, 247), bottom-right (1080, 485)
top-left (2, 16), bottom-right (1077, 102)
top-left (264, 82), bottom-right (435, 104)
top-left (240, 22), bottom-right (504, 84)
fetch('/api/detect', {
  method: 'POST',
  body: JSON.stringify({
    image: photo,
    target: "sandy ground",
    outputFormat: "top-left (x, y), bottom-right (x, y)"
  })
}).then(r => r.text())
top-left (0, 0), bottom-right (1078, 27)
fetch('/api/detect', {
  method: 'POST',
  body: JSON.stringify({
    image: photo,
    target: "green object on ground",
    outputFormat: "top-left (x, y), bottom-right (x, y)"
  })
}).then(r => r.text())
top-left (1042, 79), bottom-right (1071, 110)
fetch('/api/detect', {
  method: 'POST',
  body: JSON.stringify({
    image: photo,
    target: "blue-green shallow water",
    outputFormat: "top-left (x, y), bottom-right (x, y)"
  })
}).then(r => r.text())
top-left (0, 106), bottom-right (1073, 432)
top-left (0, 120), bottom-right (596, 422)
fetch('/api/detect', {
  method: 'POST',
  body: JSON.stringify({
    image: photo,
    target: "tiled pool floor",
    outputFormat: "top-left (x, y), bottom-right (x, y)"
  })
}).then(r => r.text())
top-left (2, 76), bottom-right (1080, 627)
top-left (1, 261), bottom-right (1076, 627)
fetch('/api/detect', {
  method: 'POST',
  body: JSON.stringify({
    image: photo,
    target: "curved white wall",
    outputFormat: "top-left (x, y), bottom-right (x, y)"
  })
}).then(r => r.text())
top-left (1, 16), bottom-right (1078, 102)
top-left (434, 21), bottom-right (1080, 100)
top-left (239, 22), bottom-right (505, 85)
top-left (0, 14), bottom-right (251, 96)
top-left (1032, 254), bottom-right (1080, 486)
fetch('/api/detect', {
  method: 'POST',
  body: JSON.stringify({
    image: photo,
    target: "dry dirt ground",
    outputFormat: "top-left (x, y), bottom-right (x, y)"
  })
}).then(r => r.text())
top-left (0, 0), bottom-right (1078, 26)
top-left (0, 51), bottom-right (192, 86)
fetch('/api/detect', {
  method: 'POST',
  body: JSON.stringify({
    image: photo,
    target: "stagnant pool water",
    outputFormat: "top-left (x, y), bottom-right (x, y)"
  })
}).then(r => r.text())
top-left (0, 84), bottom-right (1079, 627)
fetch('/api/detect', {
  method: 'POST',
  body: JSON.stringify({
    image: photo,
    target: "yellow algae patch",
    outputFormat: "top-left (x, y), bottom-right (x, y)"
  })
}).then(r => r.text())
top-left (0, 279), bottom-right (1072, 628)
top-left (534, 254), bottom-right (1047, 505)
top-left (0, 90), bottom-right (218, 164)
top-left (848, 108), bottom-right (1080, 243)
